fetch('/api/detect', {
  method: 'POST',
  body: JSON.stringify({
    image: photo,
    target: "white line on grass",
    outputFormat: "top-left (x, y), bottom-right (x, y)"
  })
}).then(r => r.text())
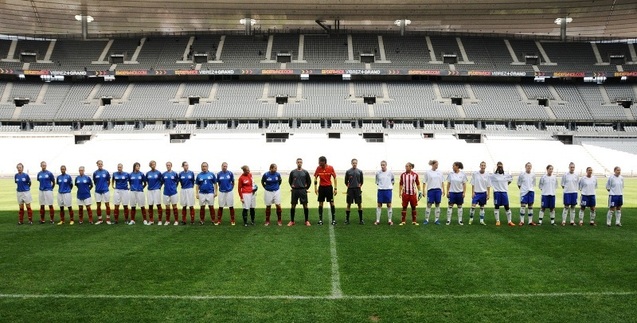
top-left (0, 291), bottom-right (635, 300)
top-left (328, 223), bottom-right (343, 299)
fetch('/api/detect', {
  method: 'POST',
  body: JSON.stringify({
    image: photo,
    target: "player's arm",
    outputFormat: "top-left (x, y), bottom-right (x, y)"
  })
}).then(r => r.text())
top-left (313, 175), bottom-right (319, 194)
top-left (517, 174), bottom-right (522, 189)
top-left (288, 172), bottom-right (294, 189)
top-left (27, 174), bottom-right (31, 187)
top-left (142, 174), bottom-right (147, 189)
top-left (446, 181), bottom-right (450, 197)
top-left (238, 177), bottom-right (243, 201)
top-left (304, 171), bottom-right (311, 190)
top-left (471, 184), bottom-right (475, 197)
top-left (50, 172), bottom-right (55, 190)
top-left (261, 174), bottom-right (267, 189)
top-left (331, 171), bottom-right (337, 194)
top-left (359, 171), bottom-right (363, 188)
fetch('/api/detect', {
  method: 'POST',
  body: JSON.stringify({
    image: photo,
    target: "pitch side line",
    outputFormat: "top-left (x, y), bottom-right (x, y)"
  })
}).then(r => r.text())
top-left (328, 224), bottom-right (343, 298)
top-left (0, 291), bottom-right (635, 300)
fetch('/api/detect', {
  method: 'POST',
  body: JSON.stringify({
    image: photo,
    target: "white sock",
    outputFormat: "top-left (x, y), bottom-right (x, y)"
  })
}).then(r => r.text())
top-left (376, 207), bottom-right (381, 222)
top-left (591, 210), bottom-right (596, 222)
top-left (528, 210), bottom-right (534, 223)
top-left (425, 207), bottom-right (431, 221)
top-left (457, 207), bottom-right (463, 223)
top-left (538, 210), bottom-right (544, 223)
top-left (607, 210), bottom-right (613, 225)
top-left (506, 210), bottom-right (512, 222)
top-left (519, 206), bottom-right (526, 223)
top-left (494, 209), bottom-right (500, 222)
top-left (562, 208), bottom-right (568, 223)
top-left (387, 208), bottom-right (393, 222)
top-left (579, 210), bottom-right (584, 222)
top-left (435, 207), bottom-right (440, 221)
top-left (616, 210), bottom-right (622, 224)
top-left (570, 208), bottom-right (576, 223)
top-left (479, 209), bottom-right (485, 221)
top-left (469, 208), bottom-right (475, 219)
top-left (550, 210), bottom-right (555, 223)
top-left (447, 208), bottom-right (452, 222)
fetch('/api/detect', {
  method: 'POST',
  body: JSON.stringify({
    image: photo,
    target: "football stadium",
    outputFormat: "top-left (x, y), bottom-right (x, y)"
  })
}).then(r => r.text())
top-left (1, 1), bottom-right (637, 321)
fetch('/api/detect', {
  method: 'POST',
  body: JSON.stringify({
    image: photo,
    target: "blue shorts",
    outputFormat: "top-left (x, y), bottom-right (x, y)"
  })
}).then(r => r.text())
top-left (541, 195), bottom-right (555, 209)
top-left (608, 195), bottom-right (623, 208)
top-left (520, 192), bottom-right (535, 205)
top-left (427, 188), bottom-right (442, 204)
top-left (377, 189), bottom-right (392, 204)
top-left (494, 192), bottom-right (509, 207)
top-left (580, 195), bottom-right (596, 208)
top-left (472, 192), bottom-right (487, 206)
top-left (448, 192), bottom-right (464, 205)
top-left (563, 192), bottom-right (578, 206)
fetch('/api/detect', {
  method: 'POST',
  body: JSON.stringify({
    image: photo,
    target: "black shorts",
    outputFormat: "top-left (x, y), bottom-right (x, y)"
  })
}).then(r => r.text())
top-left (291, 189), bottom-right (308, 205)
top-left (346, 188), bottom-right (362, 204)
top-left (317, 185), bottom-right (334, 202)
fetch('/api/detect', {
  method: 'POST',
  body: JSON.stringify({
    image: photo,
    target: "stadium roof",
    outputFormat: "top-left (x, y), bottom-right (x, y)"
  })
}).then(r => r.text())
top-left (2, 0), bottom-right (637, 39)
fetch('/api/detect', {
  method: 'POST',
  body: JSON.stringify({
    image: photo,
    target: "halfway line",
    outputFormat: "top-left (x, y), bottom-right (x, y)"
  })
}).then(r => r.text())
top-left (328, 223), bottom-right (343, 298)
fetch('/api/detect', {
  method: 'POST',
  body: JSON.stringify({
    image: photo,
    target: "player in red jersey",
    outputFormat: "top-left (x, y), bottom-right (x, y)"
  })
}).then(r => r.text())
top-left (238, 165), bottom-right (256, 226)
top-left (399, 162), bottom-right (422, 226)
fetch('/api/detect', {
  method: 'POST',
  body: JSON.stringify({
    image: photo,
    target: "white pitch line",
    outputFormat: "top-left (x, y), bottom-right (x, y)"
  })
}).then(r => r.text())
top-left (328, 223), bottom-right (343, 299)
top-left (0, 291), bottom-right (635, 300)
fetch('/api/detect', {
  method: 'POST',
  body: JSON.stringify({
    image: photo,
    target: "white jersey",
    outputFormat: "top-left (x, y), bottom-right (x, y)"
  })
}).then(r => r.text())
top-left (375, 170), bottom-right (394, 190)
top-left (539, 174), bottom-right (558, 196)
top-left (490, 173), bottom-right (512, 192)
top-left (561, 172), bottom-right (579, 193)
top-left (446, 171), bottom-right (467, 193)
top-left (424, 169), bottom-right (444, 191)
top-left (471, 171), bottom-right (491, 193)
top-left (517, 172), bottom-right (536, 196)
top-left (578, 176), bottom-right (597, 196)
top-left (606, 175), bottom-right (624, 196)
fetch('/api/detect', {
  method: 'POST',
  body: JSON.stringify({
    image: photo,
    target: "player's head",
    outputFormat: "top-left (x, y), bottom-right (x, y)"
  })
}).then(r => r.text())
top-left (351, 158), bottom-right (358, 169)
top-left (201, 162), bottom-right (208, 172)
top-left (117, 163), bottom-right (123, 172)
top-left (269, 163), bottom-right (277, 173)
top-left (241, 165), bottom-right (250, 174)
top-left (495, 161), bottom-right (504, 174)
top-left (79, 166), bottom-right (85, 175)
top-left (16, 163), bottom-right (24, 173)
top-left (452, 161), bottom-right (463, 172)
top-left (296, 158), bottom-right (303, 169)
top-left (60, 165), bottom-right (66, 174)
top-left (166, 161), bottom-right (173, 171)
top-left (405, 162), bottom-right (414, 172)
top-left (546, 164), bottom-right (553, 175)
top-left (182, 161), bottom-right (189, 171)
top-left (96, 160), bottom-right (103, 169)
top-left (318, 156), bottom-right (327, 167)
top-left (586, 167), bottom-right (593, 177)
top-left (525, 162), bottom-right (532, 173)
top-left (429, 160), bottom-right (438, 170)
top-left (149, 160), bottom-right (156, 170)
top-left (221, 162), bottom-right (228, 171)
top-left (614, 166), bottom-right (621, 176)
top-left (40, 161), bottom-right (47, 170)
top-left (380, 160), bottom-right (387, 172)
top-left (568, 162), bottom-right (575, 174)
top-left (133, 162), bottom-right (141, 172)
top-left (479, 161), bottom-right (486, 173)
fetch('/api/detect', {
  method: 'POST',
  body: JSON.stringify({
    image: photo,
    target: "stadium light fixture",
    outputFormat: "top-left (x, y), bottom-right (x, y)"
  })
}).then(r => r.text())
top-left (394, 19), bottom-right (411, 26)
top-left (554, 17), bottom-right (572, 25)
top-left (240, 18), bottom-right (257, 25)
top-left (75, 15), bottom-right (94, 23)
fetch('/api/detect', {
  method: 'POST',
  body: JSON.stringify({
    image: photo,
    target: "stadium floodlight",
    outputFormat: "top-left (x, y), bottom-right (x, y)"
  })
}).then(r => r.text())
top-left (239, 18), bottom-right (257, 25)
top-left (394, 19), bottom-right (411, 26)
top-left (75, 15), bottom-right (94, 22)
top-left (554, 17), bottom-right (572, 25)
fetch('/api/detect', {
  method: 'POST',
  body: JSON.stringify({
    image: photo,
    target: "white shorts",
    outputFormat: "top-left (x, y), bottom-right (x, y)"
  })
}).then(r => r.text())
top-left (114, 189), bottom-right (130, 205)
top-left (17, 191), bottom-right (33, 204)
top-left (77, 197), bottom-right (92, 206)
top-left (163, 194), bottom-right (178, 205)
top-left (180, 188), bottom-right (195, 207)
top-left (241, 193), bottom-right (256, 209)
top-left (263, 190), bottom-right (281, 206)
top-left (95, 192), bottom-right (110, 203)
top-left (39, 190), bottom-right (54, 205)
top-left (198, 193), bottom-right (215, 206)
top-left (218, 191), bottom-right (234, 208)
top-left (130, 191), bottom-right (146, 207)
top-left (147, 189), bottom-right (162, 205)
top-left (57, 193), bottom-right (72, 207)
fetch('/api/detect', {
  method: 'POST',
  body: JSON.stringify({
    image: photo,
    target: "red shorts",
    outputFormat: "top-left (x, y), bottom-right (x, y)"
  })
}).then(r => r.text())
top-left (402, 194), bottom-right (418, 208)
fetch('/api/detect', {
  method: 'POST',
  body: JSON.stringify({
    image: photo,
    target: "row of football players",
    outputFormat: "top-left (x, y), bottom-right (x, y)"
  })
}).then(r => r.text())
top-left (13, 158), bottom-right (624, 227)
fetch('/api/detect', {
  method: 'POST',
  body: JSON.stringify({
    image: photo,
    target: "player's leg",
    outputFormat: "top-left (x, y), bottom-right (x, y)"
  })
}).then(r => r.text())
top-left (387, 202), bottom-right (393, 225)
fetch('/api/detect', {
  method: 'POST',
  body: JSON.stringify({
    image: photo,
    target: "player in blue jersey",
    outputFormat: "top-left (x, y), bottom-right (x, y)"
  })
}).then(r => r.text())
top-left (146, 160), bottom-right (163, 225)
top-left (216, 162), bottom-right (236, 225)
top-left (75, 166), bottom-right (94, 224)
top-left (111, 163), bottom-right (130, 224)
top-left (56, 165), bottom-right (74, 225)
top-left (129, 162), bottom-right (148, 225)
top-left (15, 163), bottom-right (33, 225)
top-left (37, 161), bottom-right (56, 224)
top-left (196, 162), bottom-right (218, 225)
top-left (179, 161), bottom-right (196, 225)
top-left (93, 160), bottom-right (112, 225)
top-left (262, 163), bottom-right (283, 226)
top-left (162, 162), bottom-right (180, 226)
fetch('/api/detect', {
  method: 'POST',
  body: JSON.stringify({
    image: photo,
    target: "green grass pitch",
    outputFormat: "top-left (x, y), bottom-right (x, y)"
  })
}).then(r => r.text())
top-left (0, 177), bottom-right (636, 322)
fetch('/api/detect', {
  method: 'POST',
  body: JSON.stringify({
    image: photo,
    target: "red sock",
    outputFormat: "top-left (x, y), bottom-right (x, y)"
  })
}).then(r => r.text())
top-left (401, 210), bottom-right (406, 222)
top-left (230, 208), bottom-right (235, 222)
top-left (148, 208), bottom-right (154, 222)
top-left (124, 208), bottom-right (129, 221)
top-left (164, 206), bottom-right (170, 222)
top-left (412, 210), bottom-right (417, 222)
top-left (265, 207), bottom-right (271, 223)
top-left (190, 208), bottom-right (195, 222)
top-left (131, 208), bottom-right (136, 221)
top-left (172, 206), bottom-right (178, 221)
top-left (181, 209), bottom-right (186, 222)
top-left (60, 209), bottom-right (65, 222)
top-left (142, 208), bottom-right (147, 221)
top-left (40, 206), bottom-right (45, 221)
top-left (97, 207), bottom-right (102, 221)
top-left (276, 205), bottom-right (282, 221)
top-left (217, 208), bottom-right (223, 223)
top-left (27, 208), bottom-right (33, 221)
top-left (49, 206), bottom-right (55, 221)
top-left (157, 206), bottom-right (163, 221)
top-left (114, 207), bottom-right (120, 222)
top-left (105, 205), bottom-right (111, 220)
top-left (19, 209), bottom-right (24, 223)
top-left (209, 206), bottom-right (215, 222)
top-left (69, 209), bottom-right (74, 221)
top-left (199, 208), bottom-right (205, 221)
top-left (79, 208), bottom-right (84, 222)
top-left (88, 208), bottom-right (93, 222)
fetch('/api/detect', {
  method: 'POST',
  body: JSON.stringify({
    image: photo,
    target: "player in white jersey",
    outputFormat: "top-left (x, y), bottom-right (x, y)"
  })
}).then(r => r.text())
top-left (469, 161), bottom-right (490, 226)
top-left (538, 165), bottom-right (558, 225)
top-left (446, 162), bottom-right (467, 225)
top-left (517, 162), bottom-right (536, 226)
top-left (578, 167), bottom-right (597, 226)
top-left (423, 160), bottom-right (445, 225)
top-left (561, 162), bottom-right (579, 225)
top-left (490, 162), bottom-right (513, 226)
top-left (606, 166), bottom-right (624, 227)
top-left (375, 160), bottom-right (395, 225)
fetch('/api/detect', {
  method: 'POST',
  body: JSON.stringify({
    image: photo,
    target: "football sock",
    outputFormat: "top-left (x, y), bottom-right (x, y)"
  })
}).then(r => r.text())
top-left (358, 209), bottom-right (363, 222)
top-left (562, 208), bottom-right (568, 223)
top-left (318, 206), bottom-right (323, 221)
top-left (68, 209), bottom-right (74, 220)
top-left (446, 208), bottom-right (452, 223)
top-left (376, 207), bottom-right (381, 222)
top-left (494, 209), bottom-right (500, 222)
top-left (165, 207), bottom-right (171, 222)
top-left (346, 210), bottom-right (350, 222)
top-left (538, 210), bottom-right (544, 224)
top-left (200, 208), bottom-right (206, 221)
top-left (435, 207), bottom-right (441, 221)
top-left (578, 210), bottom-right (584, 222)
top-left (142, 208), bottom-right (148, 221)
top-left (505, 210), bottom-right (512, 223)
top-left (519, 206), bottom-right (526, 223)
top-left (616, 210), bottom-right (622, 224)
top-left (330, 206), bottom-right (336, 221)
top-left (181, 208), bottom-right (186, 222)
top-left (49, 206), bottom-right (54, 221)
top-left (469, 208), bottom-right (475, 219)
top-left (570, 208), bottom-right (576, 223)
top-left (479, 209), bottom-right (485, 220)
top-left (19, 209), bottom-right (24, 223)
top-left (87, 208), bottom-right (93, 222)
top-left (401, 210), bottom-right (406, 223)
top-left (411, 209), bottom-right (417, 222)
top-left (157, 205), bottom-right (162, 222)
top-left (78, 208), bottom-right (83, 222)
top-left (590, 210), bottom-right (596, 222)
top-left (242, 209), bottom-right (248, 225)
top-left (528, 210), bottom-right (533, 223)
top-left (130, 208), bottom-right (136, 221)
top-left (425, 207), bottom-right (431, 221)
top-left (189, 207), bottom-right (195, 222)
top-left (388, 208), bottom-right (393, 222)
top-left (305, 208), bottom-right (310, 222)
top-left (60, 209), bottom-right (65, 222)
top-left (290, 208), bottom-right (295, 222)
top-left (40, 205), bottom-right (45, 221)
top-left (229, 207), bottom-right (235, 222)
top-left (276, 205), bottom-right (282, 221)
top-left (607, 210), bottom-right (613, 225)
top-left (265, 207), bottom-right (271, 223)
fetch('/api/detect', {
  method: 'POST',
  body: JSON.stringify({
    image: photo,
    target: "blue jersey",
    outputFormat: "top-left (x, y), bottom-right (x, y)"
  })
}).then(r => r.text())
top-left (261, 171), bottom-right (282, 191)
top-left (217, 170), bottom-right (234, 192)
top-left (179, 170), bottom-right (195, 189)
top-left (37, 170), bottom-right (55, 191)
top-left (75, 175), bottom-right (93, 200)
top-left (112, 171), bottom-right (130, 190)
top-left (15, 173), bottom-right (31, 192)
top-left (162, 171), bottom-right (179, 196)
top-left (196, 171), bottom-right (217, 194)
top-left (146, 170), bottom-right (163, 191)
top-left (129, 171), bottom-right (147, 192)
top-left (93, 169), bottom-right (111, 194)
top-left (56, 174), bottom-right (73, 194)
